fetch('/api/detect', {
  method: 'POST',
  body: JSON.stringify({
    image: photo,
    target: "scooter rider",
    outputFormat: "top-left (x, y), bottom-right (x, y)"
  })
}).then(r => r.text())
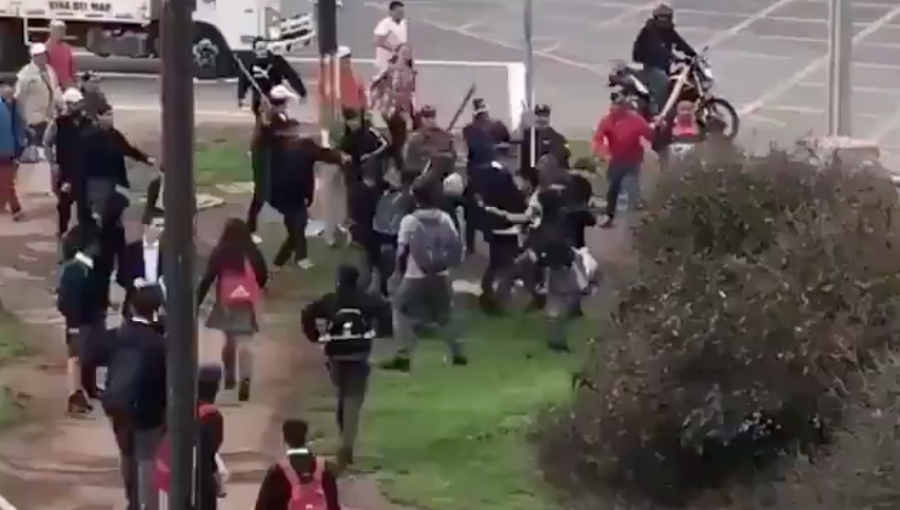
top-left (518, 104), bottom-right (570, 189)
top-left (632, 3), bottom-right (697, 113)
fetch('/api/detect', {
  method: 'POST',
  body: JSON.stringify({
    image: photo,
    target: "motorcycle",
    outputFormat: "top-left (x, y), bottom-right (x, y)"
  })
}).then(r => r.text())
top-left (608, 47), bottom-right (740, 140)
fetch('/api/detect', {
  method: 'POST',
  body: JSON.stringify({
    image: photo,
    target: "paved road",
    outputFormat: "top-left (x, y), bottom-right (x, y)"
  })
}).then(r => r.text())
top-left (73, 0), bottom-right (900, 164)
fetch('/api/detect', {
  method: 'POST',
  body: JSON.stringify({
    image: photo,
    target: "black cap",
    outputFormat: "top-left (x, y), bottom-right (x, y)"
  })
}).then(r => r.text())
top-left (534, 103), bottom-right (551, 115)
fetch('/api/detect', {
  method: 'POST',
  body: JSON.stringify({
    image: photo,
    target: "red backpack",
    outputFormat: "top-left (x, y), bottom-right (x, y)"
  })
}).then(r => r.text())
top-left (218, 259), bottom-right (260, 306)
top-left (155, 403), bottom-right (218, 493)
top-left (280, 457), bottom-right (328, 510)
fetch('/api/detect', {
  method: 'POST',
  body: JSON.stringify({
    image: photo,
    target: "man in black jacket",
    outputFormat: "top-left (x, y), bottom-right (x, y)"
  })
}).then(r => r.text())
top-left (92, 286), bottom-right (166, 510)
top-left (270, 120), bottom-right (342, 270)
top-left (301, 265), bottom-right (389, 466)
top-left (253, 419), bottom-right (341, 510)
top-left (518, 104), bottom-right (570, 188)
top-left (245, 91), bottom-right (293, 244)
top-left (44, 87), bottom-right (92, 235)
top-left (79, 105), bottom-right (154, 222)
top-left (238, 39), bottom-right (308, 117)
top-left (117, 212), bottom-right (166, 324)
top-left (632, 3), bottom-right (697, 113)
top-left (337, 109), bottom-right (389, 186)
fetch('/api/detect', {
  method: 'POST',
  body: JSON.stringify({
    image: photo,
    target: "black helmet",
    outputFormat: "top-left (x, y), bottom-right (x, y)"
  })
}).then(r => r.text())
top-left (652, 3), bottom-right (673, 20)
top-left (534, 103), bottom-right (551, 116)
top-left (419, 105), bottom-right (437, 118)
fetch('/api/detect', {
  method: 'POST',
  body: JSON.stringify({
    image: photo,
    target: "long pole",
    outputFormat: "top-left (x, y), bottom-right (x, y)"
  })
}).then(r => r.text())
top-left (826, 0), bottom-right (852, 136)
top-left (161, 0), bottom-right (197, 505)
top-left (524, 0), bottom-right (535, 167)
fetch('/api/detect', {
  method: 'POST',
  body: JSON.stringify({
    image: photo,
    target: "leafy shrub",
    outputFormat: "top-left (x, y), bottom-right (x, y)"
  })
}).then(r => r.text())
top-left (537, 147), bottom-right (900, 509)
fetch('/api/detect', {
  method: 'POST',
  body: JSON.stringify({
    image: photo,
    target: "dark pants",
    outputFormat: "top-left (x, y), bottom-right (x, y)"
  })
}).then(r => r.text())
top-left (55, 179), bottom-right (94, 236)
top-left (273, 207), bottom-right (309, 266)
top-left (27, 122), bottom-right (48, 147)
top-left (245, 148), bottom-right (269, 233)
top-left (328, 359), bottom-right (370, 451)
top-left (67, 320), bottom-right (105, 395)
top-left (385, 113), bottom-right (408, 171)
top-left (359, 231), bottom-right (396, 297)
top-left (463, 191), bottom-right (479, 254)
top-left (109, 416), bottom-right (162, 510)
top-left (605, 161), bottom-right (640, 220)
top-left (480, 233), bottom-right (519, 309)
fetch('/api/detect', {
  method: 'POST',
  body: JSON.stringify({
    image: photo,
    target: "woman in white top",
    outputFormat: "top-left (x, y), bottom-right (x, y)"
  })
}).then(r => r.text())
top-left (373, 0), bottom-right (409, 74)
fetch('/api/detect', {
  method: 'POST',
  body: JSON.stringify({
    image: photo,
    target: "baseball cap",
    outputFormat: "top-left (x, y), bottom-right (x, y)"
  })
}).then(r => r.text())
top-left (62, 88), bottom-right (84, 103)
top-left (29, 43), bottom-right (47, 56)
top-left (269, 84), bottom-right (297, 101)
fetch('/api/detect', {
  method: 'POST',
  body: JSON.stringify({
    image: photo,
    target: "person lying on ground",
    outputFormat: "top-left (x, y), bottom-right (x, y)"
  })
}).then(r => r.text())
top-left (254, 418), bottom-right (342, 510)
top-left (197, 218), bottom-right (269, 402)
top-left (301, 265), bottom-right (390, 466)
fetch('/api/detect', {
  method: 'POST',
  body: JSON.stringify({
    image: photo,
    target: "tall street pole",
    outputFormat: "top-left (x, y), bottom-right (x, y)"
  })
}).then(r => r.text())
top-left (317, 0), bottom-right (338, 146)
top-left (161, 0), bottom-right (197, 505)
top-left (524, 0), bottom-right (535, 167)
top-left (826, 0), bottom-right (852, 136)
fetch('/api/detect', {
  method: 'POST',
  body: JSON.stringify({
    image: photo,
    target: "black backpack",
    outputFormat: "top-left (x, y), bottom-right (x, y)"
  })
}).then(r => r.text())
top-left (324, 308), bottom-right (374, 342)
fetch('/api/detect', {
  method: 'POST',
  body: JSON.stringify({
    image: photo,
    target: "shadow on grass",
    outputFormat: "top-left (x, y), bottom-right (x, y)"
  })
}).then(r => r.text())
top-left (0, 311), bottom-right (32, 428)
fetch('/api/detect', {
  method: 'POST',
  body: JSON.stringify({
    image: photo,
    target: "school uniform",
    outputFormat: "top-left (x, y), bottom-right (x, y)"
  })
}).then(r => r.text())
top-left (116, 237), bottom-right (165, 320)
top-left (253, 448), bottom-right (341, 510)
top-left (79, 123), bottom-right (151, 218)
top-left (93, 316), bottom-right (167, 510)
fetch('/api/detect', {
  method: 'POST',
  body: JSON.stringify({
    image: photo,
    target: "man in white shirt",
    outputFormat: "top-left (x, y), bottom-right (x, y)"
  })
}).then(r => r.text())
top-left (373, 0), bottom-right (408, 73)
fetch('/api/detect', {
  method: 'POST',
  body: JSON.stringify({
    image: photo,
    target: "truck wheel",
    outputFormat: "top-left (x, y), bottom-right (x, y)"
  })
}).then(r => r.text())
top-left (0, 19), bottom-right (29, 76)
top-left (192, 22), bottom-right (235, 80)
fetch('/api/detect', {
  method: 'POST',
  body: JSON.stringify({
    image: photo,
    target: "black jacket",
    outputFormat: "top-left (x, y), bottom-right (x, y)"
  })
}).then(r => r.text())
top-left (347, 179), bottom-right (388, 245)
top-left (57, 255), bottom-right (110, 327)
top-left (48, 112), bottom-right (88, 186)
top-left (472, 166), bottom-right (526, 237)
top-left (116, 239), bottom-right (164, 315)
top-left (253, 450), bottom-right (340, 510)
top-left (301, 289), bottom-right (389, 361)
top-left (95, 319), bottom-right (167, 430)
top-left (196, 244), bottom-right (269, 304)
top-left (238, 53), bottom-right (308, 109)
top-left (269, 137), bottom-right (341, 212)
top-left (463, 118), bottom-right (511, 168)
top-left (632, 20), bottom-right (696, 71)
top-left (338, 125), bottom-right (389, 184)
top-left (519, 127), bottom-right (570, 186)
top-left (80, 124), bottom-right (151, 185)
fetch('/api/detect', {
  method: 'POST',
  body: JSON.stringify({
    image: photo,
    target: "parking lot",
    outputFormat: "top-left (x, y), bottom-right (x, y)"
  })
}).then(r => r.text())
top-left (348, 0), bottom-right (900, 160)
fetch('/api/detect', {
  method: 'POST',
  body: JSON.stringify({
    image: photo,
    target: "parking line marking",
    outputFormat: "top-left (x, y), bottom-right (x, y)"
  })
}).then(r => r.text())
top-left (702, 0), bottom-right (805, 48)
top-left (588, 0), bottom-right (658, 32)
top-left (738, 3), bottom-right (900, 115)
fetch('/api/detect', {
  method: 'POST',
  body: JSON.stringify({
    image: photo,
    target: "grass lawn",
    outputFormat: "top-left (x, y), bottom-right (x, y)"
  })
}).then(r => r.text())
top-left (195, 136), bottom-right (252, 187)
top-left (0, 312), bottom-right (31, 428)
top-left (283, 239), bottom-right (597, 510)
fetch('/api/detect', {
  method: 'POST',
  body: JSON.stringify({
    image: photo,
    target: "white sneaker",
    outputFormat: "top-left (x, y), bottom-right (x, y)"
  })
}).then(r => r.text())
top-left (252, 234), bottom-right (263, 244)
top-left (297, 259), bottom-right (315, 270)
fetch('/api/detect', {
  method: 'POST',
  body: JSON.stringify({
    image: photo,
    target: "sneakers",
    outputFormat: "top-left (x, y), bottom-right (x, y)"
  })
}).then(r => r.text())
top-left (379, 356), bottom-right (411, 373)
top-left (600, 218), bottom-right (615, 229)
top-left (447, 354), bottom-right (468, 366)
top-left (67, 390), bottom-right (93, 416)
top-left (251, 234), bottom-right (263, 244)
top-left (238, 379), bottom-right (251, 402)
top-left (296, 259), bottom-right (315, 270)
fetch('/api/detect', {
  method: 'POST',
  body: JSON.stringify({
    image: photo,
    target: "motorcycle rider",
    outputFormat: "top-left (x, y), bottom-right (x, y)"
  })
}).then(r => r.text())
top-left (518, 104), bottom-right (570, 189)
top-left (632, 3), bottom-right (697, 114)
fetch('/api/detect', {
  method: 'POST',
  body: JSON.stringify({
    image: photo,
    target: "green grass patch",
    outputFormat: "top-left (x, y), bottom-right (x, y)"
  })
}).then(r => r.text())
top-left (195, 138), bottom-right (251, 187)
top-left (0, 312), bottom-right (31, 428)
top-left (299, 299), bottom-right (597, 510)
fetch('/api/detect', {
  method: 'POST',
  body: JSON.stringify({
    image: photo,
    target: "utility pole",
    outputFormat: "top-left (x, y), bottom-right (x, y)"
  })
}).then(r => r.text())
top-left (317, 0), bottom-right (338, 146)
top-left (523, 0), bottom-right (535, 167)
top-left (160, 0), bottom-right (197, 506)
top-left (826, 0), bottom-right (852, 136)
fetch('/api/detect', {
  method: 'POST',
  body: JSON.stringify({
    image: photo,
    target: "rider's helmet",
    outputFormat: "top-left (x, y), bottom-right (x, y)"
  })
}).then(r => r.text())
top-left (651, 3), bottom-right (674, 27)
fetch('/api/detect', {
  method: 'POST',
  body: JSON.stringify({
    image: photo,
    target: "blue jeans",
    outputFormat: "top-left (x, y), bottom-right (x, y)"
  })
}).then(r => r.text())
top-left (642, 67), bottom-right (669, 114)
top-left (606, 161), bottom-right (641, 219)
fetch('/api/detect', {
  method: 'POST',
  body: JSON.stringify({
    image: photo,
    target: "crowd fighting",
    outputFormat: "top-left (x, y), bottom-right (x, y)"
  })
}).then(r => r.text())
top-left (0, 1), bottom-right (749, 509)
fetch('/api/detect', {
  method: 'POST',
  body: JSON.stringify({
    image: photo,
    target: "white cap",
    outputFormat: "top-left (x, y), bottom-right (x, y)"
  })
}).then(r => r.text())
top-left (29, 43), bottom-right (47, 56)
top-left (269, 84), bottom-right (297, 100)
top-left (50, 19), bottom-right (66, 28)
top-left (443, 172), bottom-right (465, 197)
top-left (337, 45), bottom-right (352, 58)
top-left (62, 88), bottom-right (84, 103)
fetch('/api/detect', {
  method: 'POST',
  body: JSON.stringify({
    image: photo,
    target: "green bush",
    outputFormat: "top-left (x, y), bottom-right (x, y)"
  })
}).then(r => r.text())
top-left (536, 147), bottom-right (900, 509)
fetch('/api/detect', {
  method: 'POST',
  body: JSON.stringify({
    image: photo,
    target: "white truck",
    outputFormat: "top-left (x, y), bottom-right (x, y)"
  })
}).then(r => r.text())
top-left (0, 0), bottom-right (316, 79)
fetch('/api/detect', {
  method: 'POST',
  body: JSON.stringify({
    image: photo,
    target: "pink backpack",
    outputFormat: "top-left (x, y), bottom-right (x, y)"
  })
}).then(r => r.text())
top-left (218, 259), bottom-right (260, 306)
top-left (280, 457), bottom-right (328, 510)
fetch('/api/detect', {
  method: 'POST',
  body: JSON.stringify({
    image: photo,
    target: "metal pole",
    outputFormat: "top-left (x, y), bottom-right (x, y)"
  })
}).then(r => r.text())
top-left (826, 0), bottom-right (852, 136)
top-left (524, 0), bottom-right (535, 167)
top-left (161, 0), bottom-right (197, 505)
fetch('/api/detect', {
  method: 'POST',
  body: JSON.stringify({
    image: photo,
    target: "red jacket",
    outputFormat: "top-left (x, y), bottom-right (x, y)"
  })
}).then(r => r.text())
top-left (593, 110), bottom-right (654, 165)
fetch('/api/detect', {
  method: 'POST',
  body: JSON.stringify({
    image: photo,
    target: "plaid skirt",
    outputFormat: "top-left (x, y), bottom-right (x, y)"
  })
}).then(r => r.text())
top-left (205, 301), bottom-right (258, 336)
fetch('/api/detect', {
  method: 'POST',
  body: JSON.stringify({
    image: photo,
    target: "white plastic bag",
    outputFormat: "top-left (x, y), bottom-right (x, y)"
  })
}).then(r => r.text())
top-left (573, 247), bottom-right (598, 292)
